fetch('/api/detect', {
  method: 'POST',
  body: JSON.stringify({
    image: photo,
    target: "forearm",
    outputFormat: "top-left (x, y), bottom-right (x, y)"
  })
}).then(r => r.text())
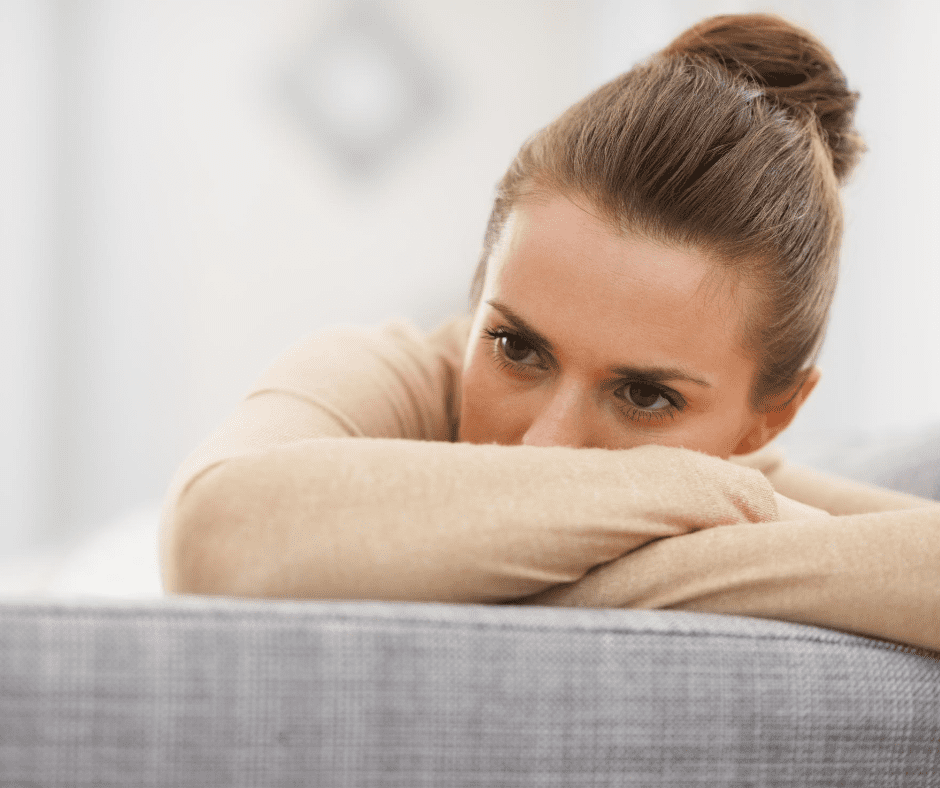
top-left (161, 438), bottom-right (778, 602)
top-left (521, 508), bottom-right (940, 653)
top-left (766, 461), bottom-right (938, 515)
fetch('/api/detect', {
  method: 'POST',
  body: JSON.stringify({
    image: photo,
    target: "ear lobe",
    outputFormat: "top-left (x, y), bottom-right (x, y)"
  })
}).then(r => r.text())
top-left (789, 365), bottom-right (821, 414)
top-left (731, 366), bottom-right (822, 456)
top-left (730, 421), bottom-right (772, 456)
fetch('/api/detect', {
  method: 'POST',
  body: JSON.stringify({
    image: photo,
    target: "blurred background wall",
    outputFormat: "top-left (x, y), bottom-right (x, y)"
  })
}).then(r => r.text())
top-left (3, 0), bottom-right (939, 556)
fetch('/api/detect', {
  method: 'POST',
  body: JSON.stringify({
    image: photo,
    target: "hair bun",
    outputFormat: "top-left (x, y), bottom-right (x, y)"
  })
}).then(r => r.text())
top-left (661, 13), bottom-right (864, 183)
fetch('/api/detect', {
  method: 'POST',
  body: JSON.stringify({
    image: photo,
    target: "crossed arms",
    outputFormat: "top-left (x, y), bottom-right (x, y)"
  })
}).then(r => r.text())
top-left (160, 319), bottom-right (940, 652)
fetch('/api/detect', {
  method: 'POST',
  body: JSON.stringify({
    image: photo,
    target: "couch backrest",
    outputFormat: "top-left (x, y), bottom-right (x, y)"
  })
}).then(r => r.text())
top-left (1, 597), bottom-right (937, 786)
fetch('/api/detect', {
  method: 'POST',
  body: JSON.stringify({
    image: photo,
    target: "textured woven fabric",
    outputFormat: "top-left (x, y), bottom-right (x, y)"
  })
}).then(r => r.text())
top-left (1, 597), bottom-right (938, 787)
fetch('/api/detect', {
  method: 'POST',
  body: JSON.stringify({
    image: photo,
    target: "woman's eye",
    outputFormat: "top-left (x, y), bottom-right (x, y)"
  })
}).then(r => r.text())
top-left (500, 334), bottom-right (538, 364)
top-left (484, 328), bottom-right (544, 369)
top-left (624, 382), bottom-right (671, 410)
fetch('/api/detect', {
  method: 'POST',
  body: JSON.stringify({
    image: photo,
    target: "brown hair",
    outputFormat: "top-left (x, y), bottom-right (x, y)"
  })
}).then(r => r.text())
top-left (469, 13), bottom-right (864, 411)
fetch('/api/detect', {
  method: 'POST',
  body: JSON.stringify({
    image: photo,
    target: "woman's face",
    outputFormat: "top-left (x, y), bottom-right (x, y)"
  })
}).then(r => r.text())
top-left (458, 193), bottom-right (812, 459)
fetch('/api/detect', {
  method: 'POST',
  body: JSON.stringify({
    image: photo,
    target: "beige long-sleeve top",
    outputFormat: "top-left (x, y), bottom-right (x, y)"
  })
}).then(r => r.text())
top-left (160, 315), bottom-right (940, 652)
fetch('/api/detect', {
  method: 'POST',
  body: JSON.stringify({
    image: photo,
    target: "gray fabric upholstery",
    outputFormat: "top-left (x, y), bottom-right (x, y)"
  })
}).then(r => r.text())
top-left (1, 597), bottom-right (938, 786)
top-left (780, 425), bottom-right (940, 502)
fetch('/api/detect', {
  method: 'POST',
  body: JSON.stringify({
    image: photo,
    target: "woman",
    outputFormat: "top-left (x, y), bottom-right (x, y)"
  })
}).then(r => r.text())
top-left (160, 14), bottom-right (939, 652)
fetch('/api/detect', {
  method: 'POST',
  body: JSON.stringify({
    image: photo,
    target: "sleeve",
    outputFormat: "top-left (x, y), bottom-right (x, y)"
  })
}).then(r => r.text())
top-left (727, 437), bottom-right (938, 514)
top-left (762, 458), bottom-right (937, 514)
top-left (519, 505), bottom-right (940, 653)
top-left (160, 316), bottom-right (467, 518)
top-left (159, 315), bottom-right (781, 602)
top-left (525, 443), bottom-right (940, 652)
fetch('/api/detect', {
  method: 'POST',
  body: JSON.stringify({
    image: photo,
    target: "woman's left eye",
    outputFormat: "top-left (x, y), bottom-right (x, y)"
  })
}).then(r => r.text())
top-left (616, 382), bottom-right (681, 424)
top-left (622, 382), bottom-right (672, 411)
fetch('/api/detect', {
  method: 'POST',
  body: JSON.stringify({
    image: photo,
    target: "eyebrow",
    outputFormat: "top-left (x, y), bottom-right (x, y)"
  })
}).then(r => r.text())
top-left (486, 299), bottom-right (713, 388)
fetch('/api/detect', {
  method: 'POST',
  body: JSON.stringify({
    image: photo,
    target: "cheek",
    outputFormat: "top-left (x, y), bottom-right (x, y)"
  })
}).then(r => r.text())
top-left (458, 345), bottom-right (519, 444)
top-left (674, 401), bottom-right (755, 459)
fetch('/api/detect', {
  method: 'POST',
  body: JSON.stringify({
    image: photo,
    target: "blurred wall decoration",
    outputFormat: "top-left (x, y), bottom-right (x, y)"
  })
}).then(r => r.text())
top-left (282, 1), bottom-right (448, 179)
top-left (2, 0), bottom-right (938, 562)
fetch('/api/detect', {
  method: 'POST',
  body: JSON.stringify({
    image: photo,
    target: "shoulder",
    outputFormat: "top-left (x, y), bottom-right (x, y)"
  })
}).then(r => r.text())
top-left (247, 313), bottom-right (473, 443)
top-left (727, 442), bottom-right (786, 477)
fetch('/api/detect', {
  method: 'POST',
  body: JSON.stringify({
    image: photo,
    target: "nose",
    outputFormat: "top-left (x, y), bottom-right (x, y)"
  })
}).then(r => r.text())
top-left (520, 382), bottom-right (596, 449)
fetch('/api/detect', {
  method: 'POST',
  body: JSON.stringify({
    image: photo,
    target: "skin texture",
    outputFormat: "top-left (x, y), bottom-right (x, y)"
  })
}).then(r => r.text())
top-left (458, 193), bottom-right (820, 459)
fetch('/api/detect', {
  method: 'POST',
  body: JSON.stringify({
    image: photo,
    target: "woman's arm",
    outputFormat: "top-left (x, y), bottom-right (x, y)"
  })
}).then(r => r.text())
top-left (729, 440), bottom-right (937, 514)
top-left (159, 318), bottom-right (780, 601)
top-left (520, 506), bottom-right (940, 653)
top-left (524, 447), bottom-right (940, 651)
top-left (162, 404), bottom-right (778, 601)
top-left (764, 460), bottom-right (938, 514)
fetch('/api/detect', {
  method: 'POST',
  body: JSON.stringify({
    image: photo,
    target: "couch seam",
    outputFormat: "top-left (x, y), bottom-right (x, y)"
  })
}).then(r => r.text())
top-left (3, 603), bottom-right (937, 660)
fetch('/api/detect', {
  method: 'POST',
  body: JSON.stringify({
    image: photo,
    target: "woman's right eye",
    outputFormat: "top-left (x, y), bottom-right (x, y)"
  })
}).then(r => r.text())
top-left (501, 333), bottom-right (536, 363)
top-left (482, 328), bottom-right (543, 370)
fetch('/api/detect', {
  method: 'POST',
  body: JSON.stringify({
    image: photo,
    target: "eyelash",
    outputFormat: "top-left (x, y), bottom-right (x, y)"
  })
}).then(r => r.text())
top-left (482, 326), bottom-right (682, 425)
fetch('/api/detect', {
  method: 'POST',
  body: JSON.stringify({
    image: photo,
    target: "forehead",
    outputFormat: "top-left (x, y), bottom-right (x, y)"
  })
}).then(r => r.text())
top-left (484, 195), bottom-right (754, 382)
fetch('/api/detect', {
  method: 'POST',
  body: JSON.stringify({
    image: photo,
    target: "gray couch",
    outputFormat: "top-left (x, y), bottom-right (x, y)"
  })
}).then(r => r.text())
top-left (4, 428), bottom-right (940, 786)
top-left (1, 596), bottom-right (938, 786)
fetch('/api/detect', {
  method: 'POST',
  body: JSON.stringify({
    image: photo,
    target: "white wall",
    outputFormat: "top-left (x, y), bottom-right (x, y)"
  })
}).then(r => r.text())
top-left (1, 1), bottom-right (57, 549)
top-left (4, 0), bottom-right (939, 553)
top-left (4, 0), bottom-right (598, 546)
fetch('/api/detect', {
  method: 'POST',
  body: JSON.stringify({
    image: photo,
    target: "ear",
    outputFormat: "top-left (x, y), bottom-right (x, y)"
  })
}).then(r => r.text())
top-left (731, 366), bottom-right (821, 456)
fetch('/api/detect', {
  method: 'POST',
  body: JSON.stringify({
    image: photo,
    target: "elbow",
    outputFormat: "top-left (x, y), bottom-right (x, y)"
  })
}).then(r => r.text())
top-left (159, 462), bottom-right (245, 597)
top-left (159, 491), bottom-right (217, 597)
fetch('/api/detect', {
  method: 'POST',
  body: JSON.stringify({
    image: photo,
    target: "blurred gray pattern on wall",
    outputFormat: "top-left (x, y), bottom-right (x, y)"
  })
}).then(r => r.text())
top-left (282, 1), bottom-right (447, 179)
